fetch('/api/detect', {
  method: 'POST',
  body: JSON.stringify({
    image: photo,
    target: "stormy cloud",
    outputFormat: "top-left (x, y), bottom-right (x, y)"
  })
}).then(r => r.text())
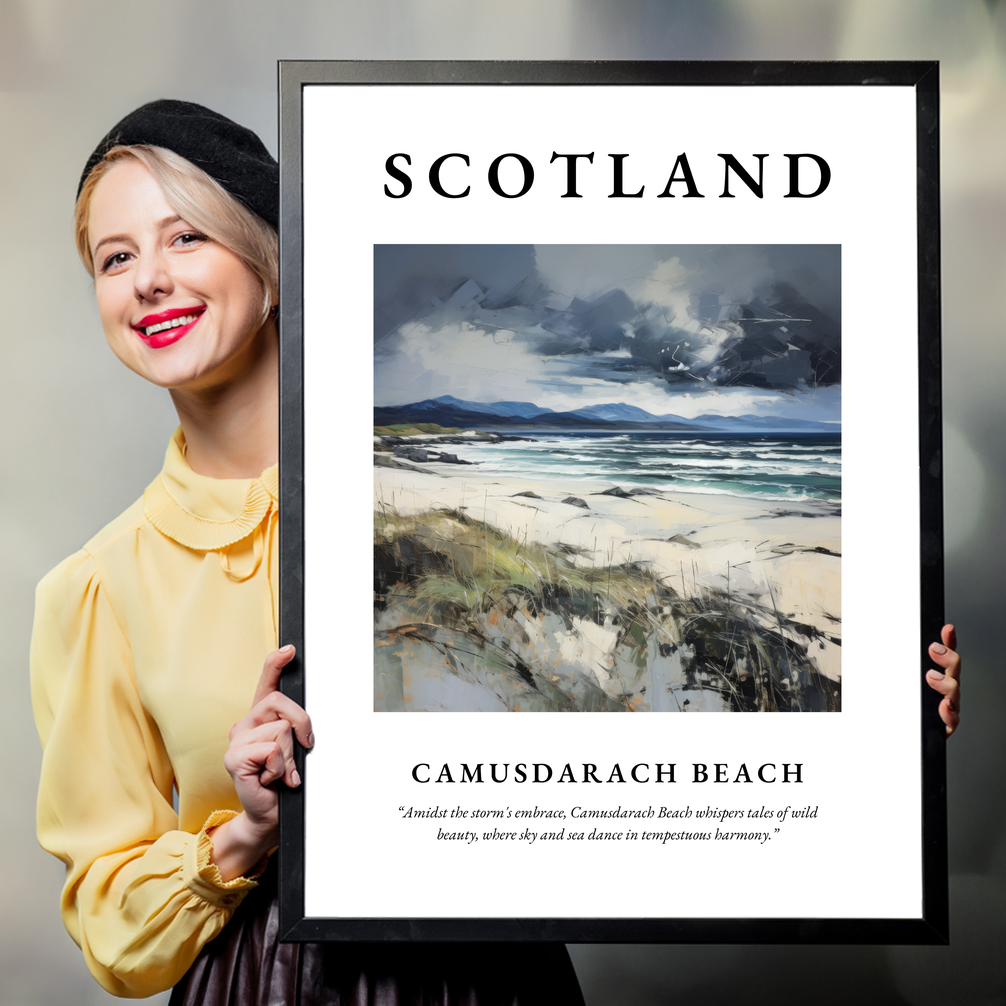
top-left (374, 244), bottom-right (840, 421)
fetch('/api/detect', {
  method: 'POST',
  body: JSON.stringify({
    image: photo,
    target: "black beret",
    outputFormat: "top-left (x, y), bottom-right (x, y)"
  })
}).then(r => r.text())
top-left (78, 99), bottom-right (278, 228)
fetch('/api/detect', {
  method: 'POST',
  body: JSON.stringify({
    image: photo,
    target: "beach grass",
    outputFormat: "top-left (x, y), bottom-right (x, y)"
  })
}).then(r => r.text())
top-left (374, 506), bottom-right (840, 713)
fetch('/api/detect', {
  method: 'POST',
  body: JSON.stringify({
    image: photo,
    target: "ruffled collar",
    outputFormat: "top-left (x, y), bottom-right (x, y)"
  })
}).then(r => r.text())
top-left (143, 428), bottom-right (278, 551)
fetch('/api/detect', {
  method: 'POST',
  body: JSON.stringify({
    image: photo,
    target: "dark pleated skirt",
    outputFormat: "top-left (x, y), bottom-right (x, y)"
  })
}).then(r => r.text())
top-left (169, 869), bottom-right (584, 1006)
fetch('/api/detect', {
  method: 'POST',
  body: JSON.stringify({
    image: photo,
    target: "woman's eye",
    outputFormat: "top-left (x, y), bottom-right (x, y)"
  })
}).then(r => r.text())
top-left (173, 231), bottom-right (207, 248)
top-left (101, 251), bottom-right (132, 273)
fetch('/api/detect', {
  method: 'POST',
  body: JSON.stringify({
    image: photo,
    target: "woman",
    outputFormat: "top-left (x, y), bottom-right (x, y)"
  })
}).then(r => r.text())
top-left (31, 99), bottom-right (586, 1003)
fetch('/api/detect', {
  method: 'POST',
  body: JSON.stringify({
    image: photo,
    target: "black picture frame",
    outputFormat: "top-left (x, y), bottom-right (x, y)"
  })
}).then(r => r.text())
top-left (277, 60), bottom-right (945, 944)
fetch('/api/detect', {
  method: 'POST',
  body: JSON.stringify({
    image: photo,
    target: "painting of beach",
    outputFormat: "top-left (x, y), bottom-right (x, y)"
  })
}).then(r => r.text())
top-left (374, 244), bottom-right (841, 712)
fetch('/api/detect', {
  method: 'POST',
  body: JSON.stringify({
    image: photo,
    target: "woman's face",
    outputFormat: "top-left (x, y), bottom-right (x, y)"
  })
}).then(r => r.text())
top-left (87, 158), bottom-right (270, 393)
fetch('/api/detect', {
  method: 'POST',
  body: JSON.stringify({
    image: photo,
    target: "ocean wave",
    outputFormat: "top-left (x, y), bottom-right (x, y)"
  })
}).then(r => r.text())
top-left (448, 433), bottom-right (841, 504)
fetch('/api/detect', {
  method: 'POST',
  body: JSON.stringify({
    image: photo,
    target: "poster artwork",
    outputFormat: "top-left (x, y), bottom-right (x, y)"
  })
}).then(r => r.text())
top-left (289, 65), bottom-right (942, 940)
top-left (373, 243), bottom-right (841, 714)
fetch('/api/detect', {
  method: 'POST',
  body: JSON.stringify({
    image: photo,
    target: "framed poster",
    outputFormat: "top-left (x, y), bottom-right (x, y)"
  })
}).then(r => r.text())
top-left (277, 61), bottom-right (946, 943)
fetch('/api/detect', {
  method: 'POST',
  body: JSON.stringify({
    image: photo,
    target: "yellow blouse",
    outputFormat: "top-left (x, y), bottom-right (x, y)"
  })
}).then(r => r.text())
top-left (31, 428), bottom-right (279, 998)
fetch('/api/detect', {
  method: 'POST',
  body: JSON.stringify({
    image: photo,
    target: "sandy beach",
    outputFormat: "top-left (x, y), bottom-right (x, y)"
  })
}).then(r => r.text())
top-left (373, 451), bottom-right (841, 712)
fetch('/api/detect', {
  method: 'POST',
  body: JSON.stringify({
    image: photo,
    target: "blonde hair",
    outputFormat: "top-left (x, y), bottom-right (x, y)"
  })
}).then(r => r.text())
top-left (75, 145), bottom-right (278, 322)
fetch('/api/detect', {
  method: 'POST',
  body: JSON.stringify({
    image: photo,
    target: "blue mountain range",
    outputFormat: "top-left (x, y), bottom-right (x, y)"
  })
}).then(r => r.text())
top-left (375, 395), bottom-right (839, 433)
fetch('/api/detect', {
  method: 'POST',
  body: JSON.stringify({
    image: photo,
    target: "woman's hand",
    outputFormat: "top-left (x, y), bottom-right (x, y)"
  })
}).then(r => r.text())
top-left (209, 645), bottom-right (314, 881)
top-left (926, 624), bottom-right (961, 738)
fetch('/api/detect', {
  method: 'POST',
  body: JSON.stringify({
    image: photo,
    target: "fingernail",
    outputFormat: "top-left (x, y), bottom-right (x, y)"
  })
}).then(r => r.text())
top-left (280, 644), bottom-right (295, 654)
top-left (931, 643), bottom-right (947, 654)
top-left (292, 768), bottom-right (301, 787)
top-left (306, 732), bottom-right (315, 748)
top-left (928, 670), bottom-right (944, 679)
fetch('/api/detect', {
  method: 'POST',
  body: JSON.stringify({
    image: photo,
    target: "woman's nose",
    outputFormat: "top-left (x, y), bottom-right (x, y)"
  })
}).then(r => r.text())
top-left (133, 249), bottom-right (173, 302)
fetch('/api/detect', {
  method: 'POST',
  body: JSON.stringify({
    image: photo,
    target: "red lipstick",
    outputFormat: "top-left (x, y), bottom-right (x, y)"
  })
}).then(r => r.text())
top-left (132, 306), bottom-right (205, 349)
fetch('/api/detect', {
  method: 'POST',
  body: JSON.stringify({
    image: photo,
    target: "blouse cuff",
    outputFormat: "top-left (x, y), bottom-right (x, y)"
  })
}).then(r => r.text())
top-left (183, 810), bottom-right (269, 909)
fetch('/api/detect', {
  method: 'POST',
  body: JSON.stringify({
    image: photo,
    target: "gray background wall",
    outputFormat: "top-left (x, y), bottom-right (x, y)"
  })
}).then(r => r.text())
top-left (1, 2), bottom-right (1003, 1003)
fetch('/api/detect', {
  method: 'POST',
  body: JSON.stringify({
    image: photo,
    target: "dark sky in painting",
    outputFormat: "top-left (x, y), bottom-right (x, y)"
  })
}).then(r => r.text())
top-left (374, 244), bottom-right (841, 421)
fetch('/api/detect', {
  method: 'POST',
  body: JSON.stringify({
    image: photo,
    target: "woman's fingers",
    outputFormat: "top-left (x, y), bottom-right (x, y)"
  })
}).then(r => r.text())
top-left (230, 719), bottom-right (302, 788)
top-left (218, 647), bottom-right (309, 849)
top-left (224, 738), bottom-right (287, 787)
top-left (223, 644), bottom-right (311, 815)
top-left (926, 669), bottom-right (960, 736)
top-left (926, 667), bottom-right (959, 703)
top-left (941, 623), bottom-right (958, 653)
top-left (928, 636), bottom-right (961, 684)
top-left (258, 742), bottom-right (289, 788)
top-left (925, 683), bottom-right (960, 736)
top-left (242, 644), bottom-right (314, 749)
top-left (255, 691), bottom-right (313, 749)
top-left (252, 644), bottom-right (296, 706)
top-left (232, 689), bottom-right (314, 750)
top-left (927, 623), bottom-right (961, 737)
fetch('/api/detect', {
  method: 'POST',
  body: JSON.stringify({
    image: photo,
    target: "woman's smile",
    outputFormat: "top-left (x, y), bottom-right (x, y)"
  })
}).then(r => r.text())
top-left (133, 306), bottom-right (207, 347)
